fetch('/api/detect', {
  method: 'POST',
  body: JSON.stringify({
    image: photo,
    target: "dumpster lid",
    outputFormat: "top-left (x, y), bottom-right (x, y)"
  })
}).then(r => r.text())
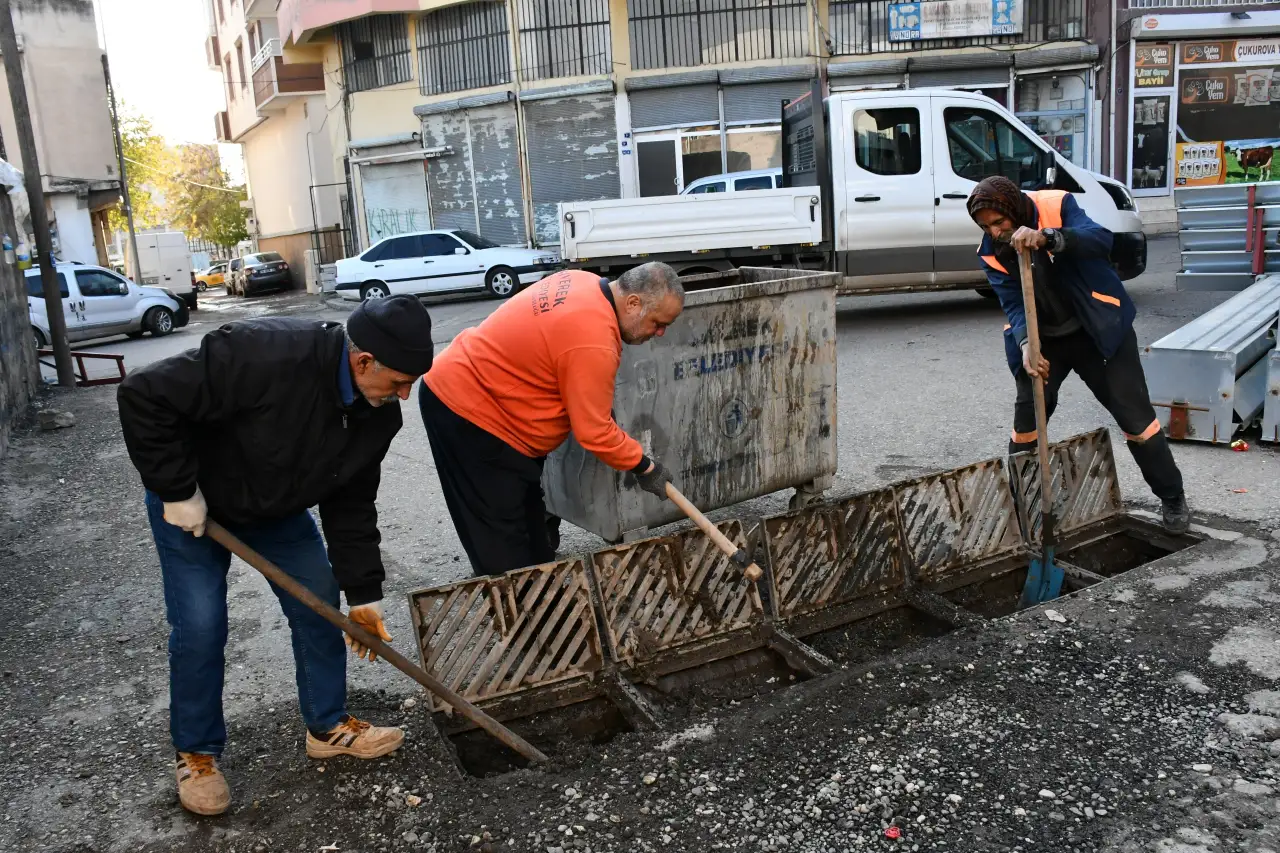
top-left (680, 267), bottom-right (840, 308)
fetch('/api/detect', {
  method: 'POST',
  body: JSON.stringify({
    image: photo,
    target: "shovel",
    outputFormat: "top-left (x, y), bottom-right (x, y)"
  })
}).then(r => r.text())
top-left (1014, 247), bottom-right (1065, 607)
top-left (664, 483), bottom-right (766, 612)
top-left (204, 519), bottom-right (549, 765)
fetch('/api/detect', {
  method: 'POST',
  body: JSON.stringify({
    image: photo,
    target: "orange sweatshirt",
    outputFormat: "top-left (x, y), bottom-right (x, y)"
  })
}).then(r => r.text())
top-left (425, 270), bottom-right (645, 470)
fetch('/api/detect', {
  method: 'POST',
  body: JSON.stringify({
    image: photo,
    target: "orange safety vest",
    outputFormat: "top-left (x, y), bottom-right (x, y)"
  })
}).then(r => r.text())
top-left (979, 190), bottom-right (1067, 275)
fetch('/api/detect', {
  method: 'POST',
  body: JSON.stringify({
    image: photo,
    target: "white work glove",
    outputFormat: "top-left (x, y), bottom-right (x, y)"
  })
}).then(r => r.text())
top-left (347, 600), bottom-right (392, 662)
top-left (162, 487), bottom-right (208, 537)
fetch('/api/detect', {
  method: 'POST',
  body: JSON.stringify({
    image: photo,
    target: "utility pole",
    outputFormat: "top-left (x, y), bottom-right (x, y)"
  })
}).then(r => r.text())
top-left (0, 0), bottom-right (74, 387)
top-left (102, 53), bottom-right (140, 283)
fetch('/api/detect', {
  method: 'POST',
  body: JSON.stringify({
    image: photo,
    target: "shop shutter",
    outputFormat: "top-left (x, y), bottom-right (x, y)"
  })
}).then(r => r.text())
top-left (911, 66), bottom-right (1010, 88)
top-left (358, 160), bottom-right (430, 244)
top-left (723, 80), bottom-right (811, 125)
top-left (468, 103), bottom-right (527, 246)
top-left (523, 92), bottom-right (620, 246)
top-left (421, 111), bottom-right (476, 234)
top-left (628, 84), bottom-right (719, 130)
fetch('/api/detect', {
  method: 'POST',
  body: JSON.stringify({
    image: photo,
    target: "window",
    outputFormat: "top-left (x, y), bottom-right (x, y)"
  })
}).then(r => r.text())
top-left (735, 175), bottom-right (774, 191)
top-left (421, 234), bottom-right (464, 256)
top-left (75, 270), bottom-right (128, 297)
top-left (245, 252), bottom-right (284, 265)
top-left (853, 108), bottom-right (921, 176)
top-left (224, 53), bottom-right (234, 100)
top-left (515, 0), bottom-right (611, 82)
top-left (944, 107), bottom-right (1043, 188)
top-left (682, 132), bottom-right (722, 188)
top-left (688, 181), bottom-right (726, 194)
top-left (628, 0), bottom-right (808, 71)
top-left (774, 174), bottom-right (782, 187)
top-left (235, 38), bottom-right (247, 94)
top-left (726, 128), bottom-right (782, 173)
top-left (454, 230), bottom-right (500, 250)
top-left (25, 271), bottom-right (69, 299)
top-left (416, 3), bottom-right (510, 96)
top-left (216, 0), bottom-right (224, 23)
top-left (338, 15), bottom-right (412, 93)
top-left (230, 259), bottom-right (242, 271)
top-left (373, 236), bottom-right (423, 260)
top-left (827, 0), bottom-right (1085, 56)
top-left (1015, 73), bottom-right (1089, 168)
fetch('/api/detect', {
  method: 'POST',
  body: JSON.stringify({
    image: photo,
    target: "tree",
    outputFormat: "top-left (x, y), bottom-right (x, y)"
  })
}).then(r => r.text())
top-left (163, 143), bottom-right (248, 248)
top-left (108, 105), bottom-right (170, 233)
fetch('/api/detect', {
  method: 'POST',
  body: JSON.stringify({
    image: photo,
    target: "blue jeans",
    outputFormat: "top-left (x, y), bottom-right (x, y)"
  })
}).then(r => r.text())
top-left (145, 492), bottom-right (347, 756)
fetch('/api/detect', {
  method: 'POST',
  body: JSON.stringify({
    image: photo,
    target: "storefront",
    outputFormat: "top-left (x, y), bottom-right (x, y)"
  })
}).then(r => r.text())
top-left (1128, 11), bottom-right (1280, 198)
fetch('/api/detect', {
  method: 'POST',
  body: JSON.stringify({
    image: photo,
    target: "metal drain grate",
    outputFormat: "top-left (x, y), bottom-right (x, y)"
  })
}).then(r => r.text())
top-left (1010, 428), bottom-right (1123, 543)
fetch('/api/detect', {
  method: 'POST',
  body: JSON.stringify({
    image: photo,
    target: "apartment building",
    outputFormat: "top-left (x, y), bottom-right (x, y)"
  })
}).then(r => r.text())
top-left (0, 0), bottom-right (121, 266)
top-left (207, 0), bottom-right (342, 285)
top-left (270, 0), bottom-right (1101, 251)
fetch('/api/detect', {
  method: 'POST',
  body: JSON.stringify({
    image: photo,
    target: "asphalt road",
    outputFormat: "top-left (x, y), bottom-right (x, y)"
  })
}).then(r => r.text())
top-left (5, 239), bottom-right (1279, 852)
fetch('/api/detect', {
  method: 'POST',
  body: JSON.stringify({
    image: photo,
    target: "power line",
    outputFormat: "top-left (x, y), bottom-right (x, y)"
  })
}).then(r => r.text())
top-left (123, 155), bottom-right (247, 194)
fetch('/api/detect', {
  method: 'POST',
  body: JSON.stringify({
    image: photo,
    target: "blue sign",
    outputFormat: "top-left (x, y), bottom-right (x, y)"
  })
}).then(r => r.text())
top-left (889, 0), bottom-right (1022, 43)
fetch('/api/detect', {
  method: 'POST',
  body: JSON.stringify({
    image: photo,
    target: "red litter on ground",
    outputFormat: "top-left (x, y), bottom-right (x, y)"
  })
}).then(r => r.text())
top-left (884, 826), bottom-right (902, 840)
top-left (1232, 439), bottom-right (1249, 452)
top-left (1233, 488), bottom-right (1249, 494)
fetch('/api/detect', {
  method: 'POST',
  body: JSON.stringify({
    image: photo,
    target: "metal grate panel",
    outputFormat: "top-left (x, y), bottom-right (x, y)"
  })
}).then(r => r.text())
top-left (407, 558), bottom-right (603, 713)
top-left (764, 487), bottom-right (905, 618)
top-left (894, 459), bottom-right (1022, 585)
top-left (1010, 429), bottom-right (1124, 543)
top-left (590, 521), bottom-right (760, 668)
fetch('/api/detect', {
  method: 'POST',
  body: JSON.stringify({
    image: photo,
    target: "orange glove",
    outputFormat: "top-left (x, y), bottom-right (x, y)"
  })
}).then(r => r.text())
top-left (346, 601), bottom-right (392, 662)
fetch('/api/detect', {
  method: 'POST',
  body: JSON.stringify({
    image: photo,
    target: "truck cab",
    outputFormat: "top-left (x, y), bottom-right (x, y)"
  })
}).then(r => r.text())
top-left (813, 89), bottom-right (1144, 291)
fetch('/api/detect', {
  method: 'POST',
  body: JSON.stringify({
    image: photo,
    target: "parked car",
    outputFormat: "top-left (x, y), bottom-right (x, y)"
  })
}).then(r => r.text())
top-left (335, 229), bottom-right (561, 302)
top-left (26, 263), bottom-right (189, 349)
top-left (195, 261), bottom-right (228, 291)
top-left (228, 252), bottom-right (291, 297)
top-left (681, 168), bottom-right (784, 195)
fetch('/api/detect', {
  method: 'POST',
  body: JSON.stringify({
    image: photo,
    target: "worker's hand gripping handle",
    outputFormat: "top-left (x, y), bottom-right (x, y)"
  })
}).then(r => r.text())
top-left (664, 483), bottom-right (764, 583)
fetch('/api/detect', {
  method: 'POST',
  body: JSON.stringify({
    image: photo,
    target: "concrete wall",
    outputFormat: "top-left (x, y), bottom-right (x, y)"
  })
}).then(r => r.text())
top-left (0, 188), bottom-right (39, 457)
top-left (0, 0), bottom-right (118, 191)
top-left (242, 96), bottom-right (337, 239)
top-left (49, 192), bottom-right (96, 263)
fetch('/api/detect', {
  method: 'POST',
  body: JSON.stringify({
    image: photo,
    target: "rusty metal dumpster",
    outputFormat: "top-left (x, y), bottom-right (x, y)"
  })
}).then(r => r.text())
top-left (542, 266), bottom-right (839, 543)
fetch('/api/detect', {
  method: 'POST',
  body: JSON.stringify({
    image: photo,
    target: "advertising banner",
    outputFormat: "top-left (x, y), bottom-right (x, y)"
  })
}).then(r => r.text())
top-left (1181, 40), bottom-right (1280, 65)
top-left (888, 0), bottom-right (1022, 42)
top-left (1174, 142), bottom-right (1225, 187)
top-left (1135, 44), bottom-right (1173, 89)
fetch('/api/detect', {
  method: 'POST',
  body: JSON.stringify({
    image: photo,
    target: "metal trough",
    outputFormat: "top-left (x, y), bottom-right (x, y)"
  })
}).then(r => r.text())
top-left (1176, 185), bottom-right (1280, 292)
top-left (1142, 275), bottom-right (1280, 443)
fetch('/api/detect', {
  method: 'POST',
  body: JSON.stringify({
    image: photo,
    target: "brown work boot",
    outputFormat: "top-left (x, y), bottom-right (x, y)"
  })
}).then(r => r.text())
top-left (305, 714), bottom-right (404, 760)
top-left (175, 752), bottom-right (230, 816)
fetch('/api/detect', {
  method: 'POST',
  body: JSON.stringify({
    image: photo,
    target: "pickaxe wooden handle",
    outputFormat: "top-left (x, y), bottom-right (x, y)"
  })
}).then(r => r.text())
top-left (665, 483), bottom-right (764, 583)
top-left (204, 519), bottom-right (549, 765)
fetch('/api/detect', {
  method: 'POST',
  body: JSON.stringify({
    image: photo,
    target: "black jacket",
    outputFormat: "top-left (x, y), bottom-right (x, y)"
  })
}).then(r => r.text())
top-left (117, 318), bottom-right (402, 605)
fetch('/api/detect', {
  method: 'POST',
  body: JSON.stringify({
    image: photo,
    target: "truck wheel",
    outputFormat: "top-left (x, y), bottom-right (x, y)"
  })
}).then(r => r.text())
top-left (31, 326), bottom-right (46, 350)
top-left (485, 266), bottom-right (517, 298)
top-left (360, 281), bottom-right (389, 301)
top-left (144, 306), bottom-right (175, 337)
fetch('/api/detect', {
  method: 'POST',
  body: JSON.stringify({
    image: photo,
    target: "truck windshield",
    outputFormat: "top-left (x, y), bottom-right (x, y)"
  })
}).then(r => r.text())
top-left (943, 107), bottom-right (1042, 189)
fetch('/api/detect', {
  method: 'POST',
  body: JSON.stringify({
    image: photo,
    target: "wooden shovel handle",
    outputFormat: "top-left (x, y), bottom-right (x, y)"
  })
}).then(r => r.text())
top-left (204, 520), bottom-right (549, 764)
top-left (665, 483), bottom-right (764, 583)
top-left (1017, 247), bottom-right (1055, 545)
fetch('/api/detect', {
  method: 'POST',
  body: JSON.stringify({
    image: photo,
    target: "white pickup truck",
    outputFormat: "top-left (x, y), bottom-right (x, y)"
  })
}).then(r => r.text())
top-left (560, 86), bottom-right (1146, 295)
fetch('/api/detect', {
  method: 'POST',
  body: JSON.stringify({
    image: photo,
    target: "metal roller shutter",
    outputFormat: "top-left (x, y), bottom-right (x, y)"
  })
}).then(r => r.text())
top-left (723, 80), bottom-right (811, 125)
top-left (468, 103), bottom-right (526, 246)
top-left (524, 93), bottom-right (620, 246)
top-left (421, 111), bottom-right (475, 234)
top-left (359, 160), bottom-right (430, 244)
top-left (911, 67), bottom-right (1010, 88)
top-left (629, 84), bottom-right (719, 130)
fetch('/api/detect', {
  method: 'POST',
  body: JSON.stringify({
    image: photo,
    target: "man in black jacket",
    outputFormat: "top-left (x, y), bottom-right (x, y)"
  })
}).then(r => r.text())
top-left (117, 295), bottom-right (433, 816)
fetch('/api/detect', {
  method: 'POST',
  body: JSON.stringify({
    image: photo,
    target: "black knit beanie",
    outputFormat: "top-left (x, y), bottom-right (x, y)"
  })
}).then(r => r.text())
top-left (966, 175), bottom-right (1038, 230)
top-left (347, 295), bottom-right (434, 377)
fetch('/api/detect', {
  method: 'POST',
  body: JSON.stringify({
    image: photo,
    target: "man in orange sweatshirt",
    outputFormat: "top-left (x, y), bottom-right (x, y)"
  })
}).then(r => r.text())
top-left (420, 262), bottom-right (685, 576)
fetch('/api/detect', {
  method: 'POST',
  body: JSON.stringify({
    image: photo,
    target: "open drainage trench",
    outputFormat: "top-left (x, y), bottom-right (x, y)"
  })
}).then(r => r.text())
top-left (439, 515), bottom-right (1200, 779)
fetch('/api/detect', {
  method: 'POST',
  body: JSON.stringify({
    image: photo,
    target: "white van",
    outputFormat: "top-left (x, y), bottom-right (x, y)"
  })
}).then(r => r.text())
top-left (133, 231), bottom-right (197, 309)
top-left (26, 263), bottom-right (189, 349)
top-left (561, 87), bottom-right (1145, 294)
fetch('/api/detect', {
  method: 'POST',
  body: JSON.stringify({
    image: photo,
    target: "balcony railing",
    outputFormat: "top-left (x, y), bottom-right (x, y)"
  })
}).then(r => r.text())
top-left (829, 0), bottom-right (1085, 56)
top-left (214, 111), bottom-right (231, 142)
top-left (251, 37), bottom-right (283, 73)
top-left (253, 54), bottom-right (324, 111)
top-left (1129, 0), bottom-right (1271, 6)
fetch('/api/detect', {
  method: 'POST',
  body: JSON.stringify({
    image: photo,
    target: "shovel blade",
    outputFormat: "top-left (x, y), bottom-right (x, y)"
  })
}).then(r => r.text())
top-left (1019, 546), bottom-right (1063, 607)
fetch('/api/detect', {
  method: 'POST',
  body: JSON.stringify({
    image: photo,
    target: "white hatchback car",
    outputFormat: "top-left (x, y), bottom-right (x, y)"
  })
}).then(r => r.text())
top-left (335, 229), bottom-right (561, 301)
top-left (27, 262), bottom-right (189, 350)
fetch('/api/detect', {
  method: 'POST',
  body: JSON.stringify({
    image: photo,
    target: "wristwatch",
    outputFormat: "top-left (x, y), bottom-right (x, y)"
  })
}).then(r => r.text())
top-left (1041, 227), bottom-right (1065, 252)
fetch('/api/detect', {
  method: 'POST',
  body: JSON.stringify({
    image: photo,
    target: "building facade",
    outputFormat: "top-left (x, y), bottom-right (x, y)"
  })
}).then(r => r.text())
top-left (0, 0), bottom-right (121, 266)
top-left (265, 0), bottom-right (1101, 251)
top-left (1112, 1), bottom-right (1280, 234)
top-left (208, 0), bottom-right (341, 285)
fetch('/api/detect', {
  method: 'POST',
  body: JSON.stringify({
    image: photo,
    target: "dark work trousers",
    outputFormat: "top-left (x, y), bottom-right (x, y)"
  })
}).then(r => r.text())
top-left (1010, 327), bottom-right (1184, 502)
top-left (418, 380), bottom-right (555, 576)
